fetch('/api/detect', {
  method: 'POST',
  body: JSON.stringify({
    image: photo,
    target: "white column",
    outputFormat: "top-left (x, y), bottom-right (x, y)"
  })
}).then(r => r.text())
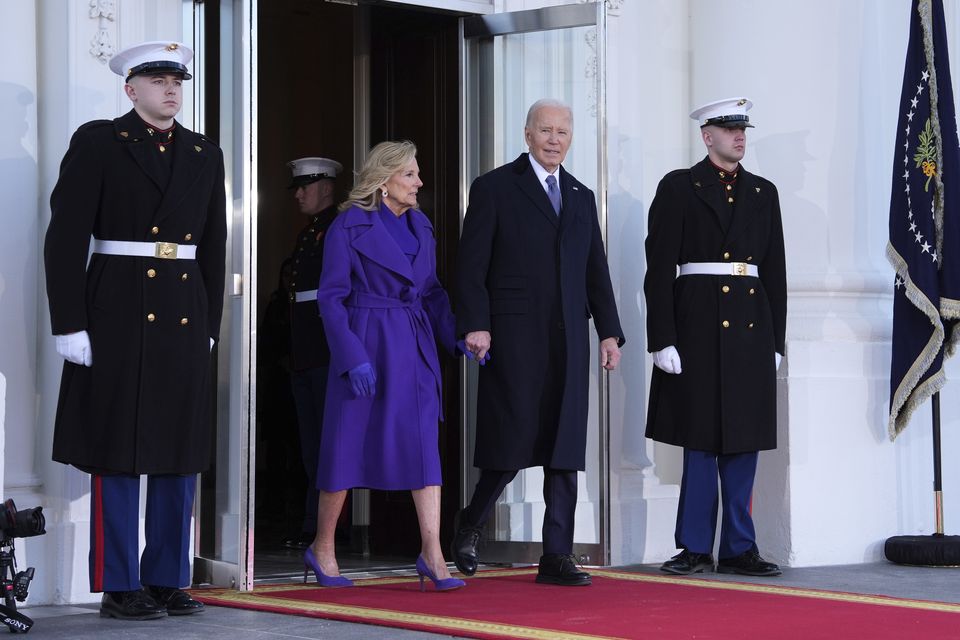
top-left (605, 0), bottom-right (690, 565)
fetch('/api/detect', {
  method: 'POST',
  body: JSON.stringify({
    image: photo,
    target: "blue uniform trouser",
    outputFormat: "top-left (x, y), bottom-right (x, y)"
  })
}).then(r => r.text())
top-left (675, 449), bottom-right (758, 559)
top-left (290, 366), bottom-right (328, 534)
top-left (462, 467), bottom-right (578, 555)
top-left (89, 473), bottom-right (196, 592)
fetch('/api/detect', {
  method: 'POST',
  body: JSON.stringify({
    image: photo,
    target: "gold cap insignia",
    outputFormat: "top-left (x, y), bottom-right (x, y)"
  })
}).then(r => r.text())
top-left (166, 43), bottom-right (179, 52)
top-left (737, 98), bottom-right (747, 106)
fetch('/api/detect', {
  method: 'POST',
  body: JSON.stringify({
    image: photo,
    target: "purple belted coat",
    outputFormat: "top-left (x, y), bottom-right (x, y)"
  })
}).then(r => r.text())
top-left (315, 203), bottom-right (456, 491)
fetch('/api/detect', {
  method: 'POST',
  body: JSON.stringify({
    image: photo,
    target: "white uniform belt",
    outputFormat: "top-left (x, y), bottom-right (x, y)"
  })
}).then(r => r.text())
top-left (294, 289), bottom-right (318, 303)
top-left (92, 239), bottom-right (197, 260)
top-left (679, 262), bottom-right (758, 277)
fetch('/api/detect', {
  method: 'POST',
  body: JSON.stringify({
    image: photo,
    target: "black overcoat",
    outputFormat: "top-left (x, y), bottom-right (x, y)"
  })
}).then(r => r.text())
top-left (644, 157), bottom-right (786, 454)
top-left (456, 153), bottom-right (624, 471)
top-left (288, 205), bottom-right (336, 371)
top-left (44, 109), bottom-right (227, 475)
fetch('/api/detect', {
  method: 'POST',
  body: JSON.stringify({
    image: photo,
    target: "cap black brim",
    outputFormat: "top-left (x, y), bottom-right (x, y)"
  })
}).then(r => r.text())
top-left (127, 61), bottom-right (193, 82)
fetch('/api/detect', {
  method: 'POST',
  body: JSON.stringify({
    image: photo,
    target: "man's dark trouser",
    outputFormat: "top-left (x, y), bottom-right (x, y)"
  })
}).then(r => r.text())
top-left (290, 366), bottom-right (329, 534)
top-left (460, 467), bottom-right (577, 555)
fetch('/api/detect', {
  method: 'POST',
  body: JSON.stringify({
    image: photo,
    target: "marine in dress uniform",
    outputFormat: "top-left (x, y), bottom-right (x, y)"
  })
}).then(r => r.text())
top-left (44, 41), bottom-right (226, 619)
top-left (452, 99), bottom-right (624, 587)
top-left (283, 157), bottom-right (342, 549)
top-left (644, 97), bottom-right (786, 577)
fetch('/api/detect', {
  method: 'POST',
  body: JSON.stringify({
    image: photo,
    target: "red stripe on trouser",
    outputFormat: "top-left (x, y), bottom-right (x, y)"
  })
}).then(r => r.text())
top-left (92, 475), bottom-right (105, 592)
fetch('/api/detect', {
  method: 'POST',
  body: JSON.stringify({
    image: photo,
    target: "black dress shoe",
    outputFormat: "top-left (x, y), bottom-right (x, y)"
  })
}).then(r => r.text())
top-left (281, 532), bottom-right (314, 550)
top-left (450, 509), bottom-right (481, 576)
top-left (716, 549), bottom-right (781, 577)
top-left (145, 585), bottom-right (205, 615)
top-left (99, 590), bottom-right (166, 620)
top-left (535, 553), bottom-right (592, 586)
top-left (660, 550), bottom-right (715, 575)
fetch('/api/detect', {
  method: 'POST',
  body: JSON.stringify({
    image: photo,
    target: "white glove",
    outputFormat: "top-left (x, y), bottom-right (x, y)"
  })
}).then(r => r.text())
top-left (55, 331), bottom-right (93, 367)
top-left (775, 352), bottom-right (782, 370)
top-left (653, 345), bottom-right (682, 374)
top-left (210, 337), bottom-right (215, 352)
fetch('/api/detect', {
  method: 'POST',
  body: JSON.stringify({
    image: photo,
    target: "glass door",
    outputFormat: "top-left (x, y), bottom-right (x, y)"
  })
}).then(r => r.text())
top-left (459, 2), bottom-right (611, 566)
top-left (187, 0), bottom-right (259, 591)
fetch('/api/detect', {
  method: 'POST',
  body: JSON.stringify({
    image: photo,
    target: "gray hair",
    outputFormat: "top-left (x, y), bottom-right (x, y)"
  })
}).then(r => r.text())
top-left (525, 98), bottom-right (573, 129)
top-left (340, 140), bottom-right (417, 212)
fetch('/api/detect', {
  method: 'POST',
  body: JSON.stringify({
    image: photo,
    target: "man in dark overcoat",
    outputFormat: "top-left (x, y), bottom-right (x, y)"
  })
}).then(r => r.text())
top-left (644, 97), bottom-right (786, 577)
top-left (44, 41), bottom-right (226, 619)
top-left (453, 99), bottom-right (624, 586)
top-left (281, 156), bottom-right (342, 549)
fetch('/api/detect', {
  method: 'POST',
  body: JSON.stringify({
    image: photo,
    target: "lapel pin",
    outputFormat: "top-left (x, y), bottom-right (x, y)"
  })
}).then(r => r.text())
top-left (694, 181), bottom-right (702, 188)
top-left (755, 187), bottom-right (761, 193)
top-left (572, 186), bottom-right (579, 191)
top-left (194, 145), bottom-right (202, 153)
top-left (120, 131), bottom-right (129, 138)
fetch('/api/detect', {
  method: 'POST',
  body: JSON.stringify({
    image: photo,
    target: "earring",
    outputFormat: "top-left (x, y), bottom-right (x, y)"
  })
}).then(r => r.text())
top-left (382, 188), bottom-right (388, 198)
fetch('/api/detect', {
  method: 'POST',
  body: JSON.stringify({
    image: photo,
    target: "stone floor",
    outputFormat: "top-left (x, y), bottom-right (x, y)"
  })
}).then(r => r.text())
top-left (19, 561), bottom-right (960, 639)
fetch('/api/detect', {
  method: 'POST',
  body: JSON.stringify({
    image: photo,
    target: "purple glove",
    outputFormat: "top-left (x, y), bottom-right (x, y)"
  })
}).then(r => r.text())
top-left (348, 362), bottom-right (377, 397)
top-left (456, 339), bottom-right (491, 365)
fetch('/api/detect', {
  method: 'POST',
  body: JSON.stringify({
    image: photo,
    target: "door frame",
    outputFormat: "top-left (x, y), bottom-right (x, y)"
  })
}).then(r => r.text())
top-left (458, 1), bottom-right (611, 566)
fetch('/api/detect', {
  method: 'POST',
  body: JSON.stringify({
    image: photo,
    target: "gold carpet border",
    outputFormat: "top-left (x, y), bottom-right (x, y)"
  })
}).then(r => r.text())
top-left (591, 569), bottom-right (960, 614)
top-left (197, 587), bottom-right (621, 640)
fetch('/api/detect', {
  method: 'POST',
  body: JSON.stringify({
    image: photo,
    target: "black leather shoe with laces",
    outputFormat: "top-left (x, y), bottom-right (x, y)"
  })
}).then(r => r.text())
top-left (99, 590), bottom-right (166, 620)
top-left (716, 549), bottom-right (781, 577)
top-left (660, 550), bottom-right (715, 575)
top-left (144, 585), bottom-right (205, 615)
top-left (450, 509), bottom-right (482, 576)
top-left (535, 553), bottom-right (592, 586)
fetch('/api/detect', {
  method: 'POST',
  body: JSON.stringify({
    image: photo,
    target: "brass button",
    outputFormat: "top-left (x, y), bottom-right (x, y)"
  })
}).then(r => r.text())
top-left (184, 233), bottom-right (192, 241)
top-left (746, 256), bottom-right (753, 261)
top-left (147, 268), bottom-right (156, 278)
top-left (151, 226), bottom-right (159, 235)
top-left (722, 320), bottom-right (730, 328)
top-left (722, 285), bottom-right (730, 293)
top-left (727, 197), bottom-right (734, 203)
top-left (181, 317), bottom-right (189, 325)
top-left (181, 273), bottom-right (189, 281)
top-left (147, 313), bottom-right (156, 322)
top-left (726, 184), bottom-right (732, 191)
top-left (748, 322), bottom-right (754, 328)
top-left (749, 288), bottom-right (755, 295)
top-left (723, 252), bottom-right (731, 260)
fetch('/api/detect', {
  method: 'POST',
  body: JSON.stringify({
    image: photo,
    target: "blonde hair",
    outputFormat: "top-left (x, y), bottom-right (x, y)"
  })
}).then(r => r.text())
top-left (340, 140), bottom-right (418, 212)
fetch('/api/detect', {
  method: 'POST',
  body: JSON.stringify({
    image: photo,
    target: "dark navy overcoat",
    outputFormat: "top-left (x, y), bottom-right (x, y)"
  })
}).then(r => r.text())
top-left (456, 154), bottom-right (624, 472)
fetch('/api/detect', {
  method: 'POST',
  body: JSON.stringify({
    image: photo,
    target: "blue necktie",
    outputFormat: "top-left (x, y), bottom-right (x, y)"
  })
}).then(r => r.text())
top-left (546, 174), bottom-right (561, 215)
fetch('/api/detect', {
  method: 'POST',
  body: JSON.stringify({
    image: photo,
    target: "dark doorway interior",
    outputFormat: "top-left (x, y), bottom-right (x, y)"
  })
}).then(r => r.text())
top-left (253, 0), bottom-right (462, 580)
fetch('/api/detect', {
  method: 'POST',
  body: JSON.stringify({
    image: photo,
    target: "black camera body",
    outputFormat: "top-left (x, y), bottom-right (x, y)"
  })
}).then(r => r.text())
top-left (0, 499), bottom-right (46, 633)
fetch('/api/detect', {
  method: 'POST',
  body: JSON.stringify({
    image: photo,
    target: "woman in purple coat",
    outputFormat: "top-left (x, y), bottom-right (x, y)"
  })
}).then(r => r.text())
top-left (305, 141), bottom-right (466, 591)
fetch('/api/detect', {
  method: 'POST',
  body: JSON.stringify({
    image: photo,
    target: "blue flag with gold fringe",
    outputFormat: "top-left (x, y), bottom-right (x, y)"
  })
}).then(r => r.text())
top-left (888, 0), bottom-right (960, 439)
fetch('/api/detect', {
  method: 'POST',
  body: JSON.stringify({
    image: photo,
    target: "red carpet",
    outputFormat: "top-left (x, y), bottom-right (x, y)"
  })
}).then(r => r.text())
top-left (192, 568), bottom-right (960, 639)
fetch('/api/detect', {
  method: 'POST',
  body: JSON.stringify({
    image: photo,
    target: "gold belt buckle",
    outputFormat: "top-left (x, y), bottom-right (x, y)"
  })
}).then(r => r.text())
top-left (155, 241), bottom-right (178, 259)
top-left (731, 262), bottom-right (748, 276)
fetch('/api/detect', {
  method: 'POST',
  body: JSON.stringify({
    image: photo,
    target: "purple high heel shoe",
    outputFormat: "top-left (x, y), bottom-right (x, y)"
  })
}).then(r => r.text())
top-left (304, 546), bottom-right (353, 587)
top-left (415, 555), bottom-right (465, 592)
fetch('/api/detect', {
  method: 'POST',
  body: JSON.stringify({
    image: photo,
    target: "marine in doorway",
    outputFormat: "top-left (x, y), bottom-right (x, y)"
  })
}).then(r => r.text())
top-left (44, 41), bottom-right (227, 619)
top-left (282, 157), bottom-right (344, 549)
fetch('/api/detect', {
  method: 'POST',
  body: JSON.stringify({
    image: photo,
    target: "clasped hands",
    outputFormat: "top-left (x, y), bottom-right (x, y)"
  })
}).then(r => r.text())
top-left (652, 346), bottom-right (782, 374)
top-left (347, 335), bottom-right (492, 399)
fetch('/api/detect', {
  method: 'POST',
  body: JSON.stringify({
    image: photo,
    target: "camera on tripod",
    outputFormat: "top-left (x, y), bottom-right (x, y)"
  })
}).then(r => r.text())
top-left (0, 499), bottom-right (45, 633)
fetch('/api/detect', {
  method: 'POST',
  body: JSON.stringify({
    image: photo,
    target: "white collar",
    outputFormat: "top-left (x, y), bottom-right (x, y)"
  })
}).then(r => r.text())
top-left (528, 154), bottom-right (560, 193)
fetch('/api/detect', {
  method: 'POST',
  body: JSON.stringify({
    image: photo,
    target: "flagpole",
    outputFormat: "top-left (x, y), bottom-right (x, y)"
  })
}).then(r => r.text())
top-left (932, 392), bottom-right (944, 536)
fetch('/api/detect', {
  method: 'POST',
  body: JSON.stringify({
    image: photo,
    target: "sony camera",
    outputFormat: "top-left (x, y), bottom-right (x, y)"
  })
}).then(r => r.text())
top-left (0, 499), bottom-right (46, 633)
